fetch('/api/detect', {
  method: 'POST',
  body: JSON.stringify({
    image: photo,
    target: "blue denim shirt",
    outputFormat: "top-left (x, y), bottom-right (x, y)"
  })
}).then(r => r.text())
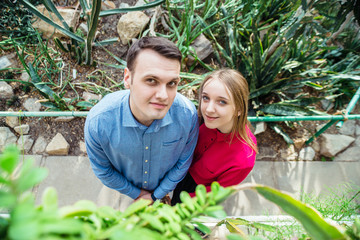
top-left (84, 90), bottom-right (199, 200)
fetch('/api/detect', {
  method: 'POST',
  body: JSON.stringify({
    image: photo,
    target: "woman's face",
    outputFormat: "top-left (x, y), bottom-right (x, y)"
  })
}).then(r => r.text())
top-left (200, 78), bottom-right (237, 133)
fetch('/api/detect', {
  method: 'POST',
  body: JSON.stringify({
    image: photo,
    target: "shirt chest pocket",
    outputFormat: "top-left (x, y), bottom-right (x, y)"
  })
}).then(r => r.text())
top-left (160, 138), bottom-right (184, 170)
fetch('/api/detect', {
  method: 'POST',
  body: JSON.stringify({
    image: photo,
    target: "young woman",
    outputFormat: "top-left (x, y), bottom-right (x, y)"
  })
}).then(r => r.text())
top-left (171, 69), bottom-right (257, 205)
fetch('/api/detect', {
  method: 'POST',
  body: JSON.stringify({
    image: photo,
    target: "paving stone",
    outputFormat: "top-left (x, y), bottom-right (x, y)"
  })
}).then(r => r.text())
top-left (34, 156), bottom-right (103, 207)
top-left (223, 161), bottom-right (360, 216)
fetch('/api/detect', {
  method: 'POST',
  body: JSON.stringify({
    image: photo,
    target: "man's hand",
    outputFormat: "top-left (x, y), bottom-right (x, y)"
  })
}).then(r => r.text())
top-left (135, 189), bottom-right (153, 202)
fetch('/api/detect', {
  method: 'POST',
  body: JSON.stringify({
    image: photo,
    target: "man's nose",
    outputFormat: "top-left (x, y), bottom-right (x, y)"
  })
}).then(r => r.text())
top-left (155, 85), bottom-right (168, 100)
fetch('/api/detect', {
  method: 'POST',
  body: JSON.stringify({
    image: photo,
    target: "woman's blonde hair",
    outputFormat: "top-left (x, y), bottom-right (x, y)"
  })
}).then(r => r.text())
top-left (198, 68), bottom-right (257, 153)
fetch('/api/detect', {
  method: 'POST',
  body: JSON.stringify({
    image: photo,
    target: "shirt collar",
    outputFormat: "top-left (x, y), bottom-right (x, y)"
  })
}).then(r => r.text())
top-left (121, 91), bottom-right (174, 131)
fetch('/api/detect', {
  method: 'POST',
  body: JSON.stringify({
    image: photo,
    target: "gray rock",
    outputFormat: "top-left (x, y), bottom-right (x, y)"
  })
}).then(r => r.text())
top-left (46, 133), bottom-right (70, 155)
top-left (334, 146), bottom-right (360, 161)
top-left (0, 81), bottom-right (14, 98)
top-left (355, 136), bottom-right (360, 146)
top-left (32, 136), bottom-right (47, 154)
top-left (5, 109), bottom-right (20, 128)
top-left (20, 71), bottom-right (30, 82)
top-left (17, 135), bottom-right (34, 153)
top-left (0, 56), bottom-right (12, 69)
top-left (280, 145), bottom-right (298, 161)
top-left (257, 146), bottom-right (278, 160)
top-left (0, 127), bottom-right (17, 151)
top-left (14, 124), bottom-right (30, 134)
top-left (310, 140), bottom-right (320, 152)
top-left (101, 0), bottom-right (116, 10)
top-left (298, 147), bottom-right (316, 161)
top-left (338, 120), bottom-right (356, 136)
top-left (119, 3), bottom-right (130, 8)
top-left (54, 116), bottom-right (75, 122)
top-left (78, 23), bottom-right (88, 36)
top-left (32, 5), bottom-right (79, 39)
top-left (320, 99), bottom-right (334, 111)
top-left (83, 92), bottom-right (102, 102)
top-left (79, 141), bottom-right (87, 154)
top-left (254, 122), bottom-right (267, 135)
top-left (23, 98), bottom-right (42, 112)
top-left (187, 34), bottom-right (213, 66)
top-left (356, 124), bottom-right (360, 136)
top-left (320, 134), bottom-right (355, 157)
top-left (117, 11), bottom-right (150, 44)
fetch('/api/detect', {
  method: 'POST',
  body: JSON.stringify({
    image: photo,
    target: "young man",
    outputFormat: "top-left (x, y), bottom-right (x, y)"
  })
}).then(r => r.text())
top-left (84, 37), bottom-right (199, 203)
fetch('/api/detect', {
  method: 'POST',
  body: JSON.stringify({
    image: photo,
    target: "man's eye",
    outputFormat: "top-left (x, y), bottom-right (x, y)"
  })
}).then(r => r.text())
top-left (146, 79), bottom-right (156, 84)
top-left (168, 81), bottom-right (178, 87)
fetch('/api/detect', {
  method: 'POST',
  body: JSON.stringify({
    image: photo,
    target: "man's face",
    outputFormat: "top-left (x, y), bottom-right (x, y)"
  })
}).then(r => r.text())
top-left (124, 49), bottom-right (181, 126)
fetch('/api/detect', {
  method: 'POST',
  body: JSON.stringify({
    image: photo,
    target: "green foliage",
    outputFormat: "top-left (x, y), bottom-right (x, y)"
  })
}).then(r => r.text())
top-left (0, 0), bottom-right (41, 43)
top-left (0, 145), bottom-right (235, 240)
top-left (18, 0), bottom-right (165, 65)
top-left (1, 146), bottom-right (360, 239)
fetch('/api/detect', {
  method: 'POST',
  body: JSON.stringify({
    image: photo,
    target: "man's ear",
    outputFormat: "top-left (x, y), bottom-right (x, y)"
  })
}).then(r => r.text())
top-left (124, 68), bottom-right (131, 89)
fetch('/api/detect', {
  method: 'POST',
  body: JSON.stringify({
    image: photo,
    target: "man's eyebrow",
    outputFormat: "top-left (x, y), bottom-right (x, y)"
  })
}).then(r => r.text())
top-left (143, 75), bottom-right (180, 81)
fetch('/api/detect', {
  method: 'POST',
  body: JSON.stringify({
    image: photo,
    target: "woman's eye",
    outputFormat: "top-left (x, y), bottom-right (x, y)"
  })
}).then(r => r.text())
top-left (219, 100), bottom-right (227, 105)
top-left (202, 96), bottom-right (209, 101)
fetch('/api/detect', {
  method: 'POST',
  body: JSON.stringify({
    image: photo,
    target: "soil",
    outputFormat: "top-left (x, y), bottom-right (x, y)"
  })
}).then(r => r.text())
top-left (0, 0), bottom-right (357, 159)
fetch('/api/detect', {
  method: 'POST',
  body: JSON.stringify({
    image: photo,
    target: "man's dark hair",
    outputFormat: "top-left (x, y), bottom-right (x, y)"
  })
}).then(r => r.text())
top-left (126, 37), bottom-right (182, 72)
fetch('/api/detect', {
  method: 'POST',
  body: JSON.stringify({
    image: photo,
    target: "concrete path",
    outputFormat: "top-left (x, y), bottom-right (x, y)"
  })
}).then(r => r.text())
top-left (25, 155), bottom-right (360, 216)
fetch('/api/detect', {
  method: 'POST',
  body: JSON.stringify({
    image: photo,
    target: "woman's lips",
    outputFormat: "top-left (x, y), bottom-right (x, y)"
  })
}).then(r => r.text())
top-left (205, 115), bottom-right (218, 121)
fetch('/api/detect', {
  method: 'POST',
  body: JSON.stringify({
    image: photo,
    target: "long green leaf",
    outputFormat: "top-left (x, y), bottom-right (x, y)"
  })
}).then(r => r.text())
top-left (18, 0), bottom-right (84, 42)
top-left (99, 0), bottom-right (165, 17)
top-left (269, 123), bottom-right (294, 145)
top-left (42, 0), bottom-right (70, 29)
top-left (261, 103), bottom-right (327, 116)
top-left (28, 63), bottom-right (56, 99)
top-left (252, 185), bottom-right (346, 240)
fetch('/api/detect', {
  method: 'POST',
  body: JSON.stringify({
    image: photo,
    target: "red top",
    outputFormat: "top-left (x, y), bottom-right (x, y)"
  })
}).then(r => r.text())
top-left (189, 124), bottom-right (257, 195)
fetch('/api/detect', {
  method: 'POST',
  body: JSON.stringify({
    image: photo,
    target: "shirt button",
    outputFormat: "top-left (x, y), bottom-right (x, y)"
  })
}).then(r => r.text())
top-left (144, 181), bottom-right (147, 183)
top-left (145, 171), bottom-right (148, 174)
top-left (145, 146), bottom-right (149, 150)
top-left (145, 160), bottom-right (148, 163)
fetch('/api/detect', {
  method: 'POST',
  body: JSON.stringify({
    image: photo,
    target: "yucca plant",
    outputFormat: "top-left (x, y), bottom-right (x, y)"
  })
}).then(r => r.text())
top-left (18, 0), bottom-right (165, 65)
